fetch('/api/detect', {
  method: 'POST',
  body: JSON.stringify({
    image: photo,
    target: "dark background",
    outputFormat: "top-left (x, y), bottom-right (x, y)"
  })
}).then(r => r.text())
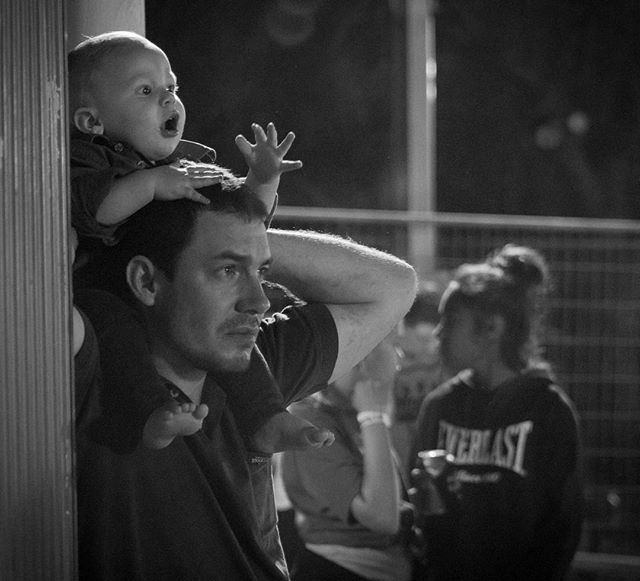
top-left (147, 0), bottom-right (640, 218)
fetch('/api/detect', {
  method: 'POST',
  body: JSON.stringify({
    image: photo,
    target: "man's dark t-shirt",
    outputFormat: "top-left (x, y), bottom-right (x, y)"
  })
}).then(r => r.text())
top-left (74, 289), bottom-right (338, 580)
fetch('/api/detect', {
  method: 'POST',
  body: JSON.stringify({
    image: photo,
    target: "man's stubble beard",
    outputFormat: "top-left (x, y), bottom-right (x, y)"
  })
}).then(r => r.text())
top-left (195, 348), bottom-right (253, 376)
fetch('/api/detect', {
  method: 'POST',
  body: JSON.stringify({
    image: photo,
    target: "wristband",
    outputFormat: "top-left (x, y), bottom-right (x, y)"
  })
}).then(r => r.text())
top-left (357, 411), bottom-right (391, 428)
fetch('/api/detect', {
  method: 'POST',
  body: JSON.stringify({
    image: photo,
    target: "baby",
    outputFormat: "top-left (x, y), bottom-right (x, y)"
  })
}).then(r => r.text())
top-left (68, 30), bottom-right (333, 453)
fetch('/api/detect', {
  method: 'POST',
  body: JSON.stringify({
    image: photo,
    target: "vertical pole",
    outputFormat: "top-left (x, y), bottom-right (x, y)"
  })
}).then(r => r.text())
top-left (66, 0), bottom-right (146, 49)
top-left (406, 0), bottom-right (437, 276)
top-left (0, 1), bottom-right (146, 578)
top-left (0, 1), bottom-right (75, 579)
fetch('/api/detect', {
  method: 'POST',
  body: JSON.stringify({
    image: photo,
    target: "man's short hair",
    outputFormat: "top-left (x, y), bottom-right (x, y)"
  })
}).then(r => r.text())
top-left (99, 176), bottom-right (268, 300)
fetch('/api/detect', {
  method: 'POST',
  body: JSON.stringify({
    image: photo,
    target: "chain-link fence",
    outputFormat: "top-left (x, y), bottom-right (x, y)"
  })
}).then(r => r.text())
top-left (273, 207), bottom-right (640, 576)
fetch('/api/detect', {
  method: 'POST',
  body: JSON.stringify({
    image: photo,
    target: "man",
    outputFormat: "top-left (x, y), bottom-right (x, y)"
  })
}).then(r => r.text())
top-left (73, 177), bottom-right (417, 580)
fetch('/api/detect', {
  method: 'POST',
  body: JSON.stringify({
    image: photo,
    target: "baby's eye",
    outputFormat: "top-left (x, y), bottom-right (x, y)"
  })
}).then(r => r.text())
top-left (168, 84), bottom-right (179, 94)
top-left (138, 85), bottom-right (152, 96)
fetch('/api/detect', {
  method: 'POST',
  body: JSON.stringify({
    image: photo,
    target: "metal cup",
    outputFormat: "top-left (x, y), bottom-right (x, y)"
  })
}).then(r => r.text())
top-left (410, 449), bottom-right (455, 516)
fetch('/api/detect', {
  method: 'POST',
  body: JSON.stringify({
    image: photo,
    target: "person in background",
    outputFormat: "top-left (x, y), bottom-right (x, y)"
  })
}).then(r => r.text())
top-left (282, 336), bottom-right (414, 581)
top-left (411, 244), bottom-right (583, 581)
top-left (391, 283), bottom-right (445, 474)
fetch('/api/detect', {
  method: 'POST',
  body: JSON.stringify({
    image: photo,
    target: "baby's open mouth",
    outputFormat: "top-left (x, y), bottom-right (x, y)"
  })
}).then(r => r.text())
top-left (162, 112), bottom-right (180, 135)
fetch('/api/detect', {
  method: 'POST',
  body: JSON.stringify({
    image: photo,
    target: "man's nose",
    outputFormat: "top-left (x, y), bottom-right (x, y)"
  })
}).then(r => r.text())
top-left (237, 277), bottom-right (270, 316)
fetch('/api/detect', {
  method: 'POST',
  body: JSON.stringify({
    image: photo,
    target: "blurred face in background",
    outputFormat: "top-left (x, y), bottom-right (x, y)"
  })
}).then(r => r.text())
top-left (395, 319), bottom-right (440, 367)
top-left (434, 288), bottom-right (485, 377)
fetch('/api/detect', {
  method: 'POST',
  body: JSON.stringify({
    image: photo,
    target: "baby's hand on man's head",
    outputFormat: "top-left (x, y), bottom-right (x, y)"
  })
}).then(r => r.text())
top-left (235, 122), bottom-right (303, 186)
top-left (151, 163), bottom-right (223, 205)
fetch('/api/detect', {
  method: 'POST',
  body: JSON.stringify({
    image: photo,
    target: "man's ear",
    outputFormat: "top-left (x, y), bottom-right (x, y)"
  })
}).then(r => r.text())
top-left (73, 107), bottom-right (104, 135)
top-left (126, 256), bottom-right (163, 306)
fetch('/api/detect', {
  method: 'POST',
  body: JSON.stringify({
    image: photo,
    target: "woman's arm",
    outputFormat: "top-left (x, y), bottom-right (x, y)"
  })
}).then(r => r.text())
top-left (349, 339), bottom-right (402, 534)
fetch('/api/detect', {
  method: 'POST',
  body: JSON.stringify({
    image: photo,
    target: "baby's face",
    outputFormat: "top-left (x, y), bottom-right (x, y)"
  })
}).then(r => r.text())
top-left (89, 44), bottom-right (186, 160)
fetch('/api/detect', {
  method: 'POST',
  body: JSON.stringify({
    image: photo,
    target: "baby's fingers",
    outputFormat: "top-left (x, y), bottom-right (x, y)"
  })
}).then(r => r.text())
top-left (235, 133), bottom-right (253, 157)
top-left (186, 165), bottom-right (224, 179)
top-left (252, 122), bottom-right (269, 143)
top-left (280, 159), bottom-right (303, 174)
top-left (277, 131), bottom-right (296, 154)
top-left (184, 188), bottom-right (211, 205)
top-left (266, 122), bottom-right (278, 145)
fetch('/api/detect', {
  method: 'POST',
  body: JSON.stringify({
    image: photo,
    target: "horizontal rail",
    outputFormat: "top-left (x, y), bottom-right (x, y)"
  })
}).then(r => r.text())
top-left (584, 484), bottom-right (640, 493)
top-left (274, 206), bottom-right (640, 233)
top-left (582, 449), bottom-right (640, 459)
top-left (572, 551), bottom-right (640, 576)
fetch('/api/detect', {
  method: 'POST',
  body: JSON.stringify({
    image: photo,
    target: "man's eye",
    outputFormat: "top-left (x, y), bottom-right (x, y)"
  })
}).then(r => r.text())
top-left (222, 265), bottom-right (239, 276)
top-left (258, 266), bottom-right (270, 279)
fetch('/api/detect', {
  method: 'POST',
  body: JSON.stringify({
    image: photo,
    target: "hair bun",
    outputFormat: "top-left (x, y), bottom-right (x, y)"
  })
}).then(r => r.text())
top-left (488, 244), bottom-right (548, 289)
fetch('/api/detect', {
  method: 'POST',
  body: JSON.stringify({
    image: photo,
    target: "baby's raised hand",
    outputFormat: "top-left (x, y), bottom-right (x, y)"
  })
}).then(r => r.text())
top-left (235, 122), bottom-right (303, 186)
top-left (152, 162), bottom-right (224, 204)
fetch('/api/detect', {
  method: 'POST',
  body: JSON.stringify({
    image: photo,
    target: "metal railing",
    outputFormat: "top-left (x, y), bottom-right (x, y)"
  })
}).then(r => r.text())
top-left (273, 207), bottom-right (640, 572)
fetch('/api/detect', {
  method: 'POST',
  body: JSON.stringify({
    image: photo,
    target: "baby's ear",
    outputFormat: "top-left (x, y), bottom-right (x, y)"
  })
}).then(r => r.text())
top-left (73, 107), bottom-right (104, 135)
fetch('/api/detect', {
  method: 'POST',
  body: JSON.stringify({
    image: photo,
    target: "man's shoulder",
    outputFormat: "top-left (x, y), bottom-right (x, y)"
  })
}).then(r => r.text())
top-left (257, 303), bottom-right (338, 403)
top-left (258, 303), bottom-right (337, 361)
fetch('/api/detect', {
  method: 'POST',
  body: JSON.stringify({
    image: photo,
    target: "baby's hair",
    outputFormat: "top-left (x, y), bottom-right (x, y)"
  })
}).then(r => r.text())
top-left (68, 30), bottom-right (159, 115)
top-left (447, 244), bottom-right (551, 372)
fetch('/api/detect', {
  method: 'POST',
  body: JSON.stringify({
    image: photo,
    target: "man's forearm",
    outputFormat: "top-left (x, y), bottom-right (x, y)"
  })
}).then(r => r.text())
top-left (267, 229), bottom-right (418, 381)
top-left (267, 229), bottom-right (415, 304)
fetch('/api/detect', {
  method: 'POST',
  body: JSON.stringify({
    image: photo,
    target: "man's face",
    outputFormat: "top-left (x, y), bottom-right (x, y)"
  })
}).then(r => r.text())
top-left (150, 212), bottom-right (271, 374)
top-left (88, 44), bottom-right (185, 160)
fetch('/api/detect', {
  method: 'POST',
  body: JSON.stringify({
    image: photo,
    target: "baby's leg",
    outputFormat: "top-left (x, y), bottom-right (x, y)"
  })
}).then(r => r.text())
top-left (74, 288), bottom-right (175, 453)
top-left (143, 401), bottom-right (209, 449)
top-left (251, 410), bottom-right (334, 454)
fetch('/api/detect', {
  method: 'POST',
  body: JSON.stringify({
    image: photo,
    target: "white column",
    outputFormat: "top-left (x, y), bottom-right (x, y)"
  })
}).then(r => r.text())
top-left (1, 1), bottom-right (146, 578)
top-left (406, 0), bottom-right (437, 275)
top-left (0, 1), bottom-right (75, 578)
top-left (66, 0), bottom-right (145, 49)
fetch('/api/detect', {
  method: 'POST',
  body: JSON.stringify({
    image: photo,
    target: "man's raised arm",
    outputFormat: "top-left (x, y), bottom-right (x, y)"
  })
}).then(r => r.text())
top-left (267, 229), bottom-right (418, 383)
